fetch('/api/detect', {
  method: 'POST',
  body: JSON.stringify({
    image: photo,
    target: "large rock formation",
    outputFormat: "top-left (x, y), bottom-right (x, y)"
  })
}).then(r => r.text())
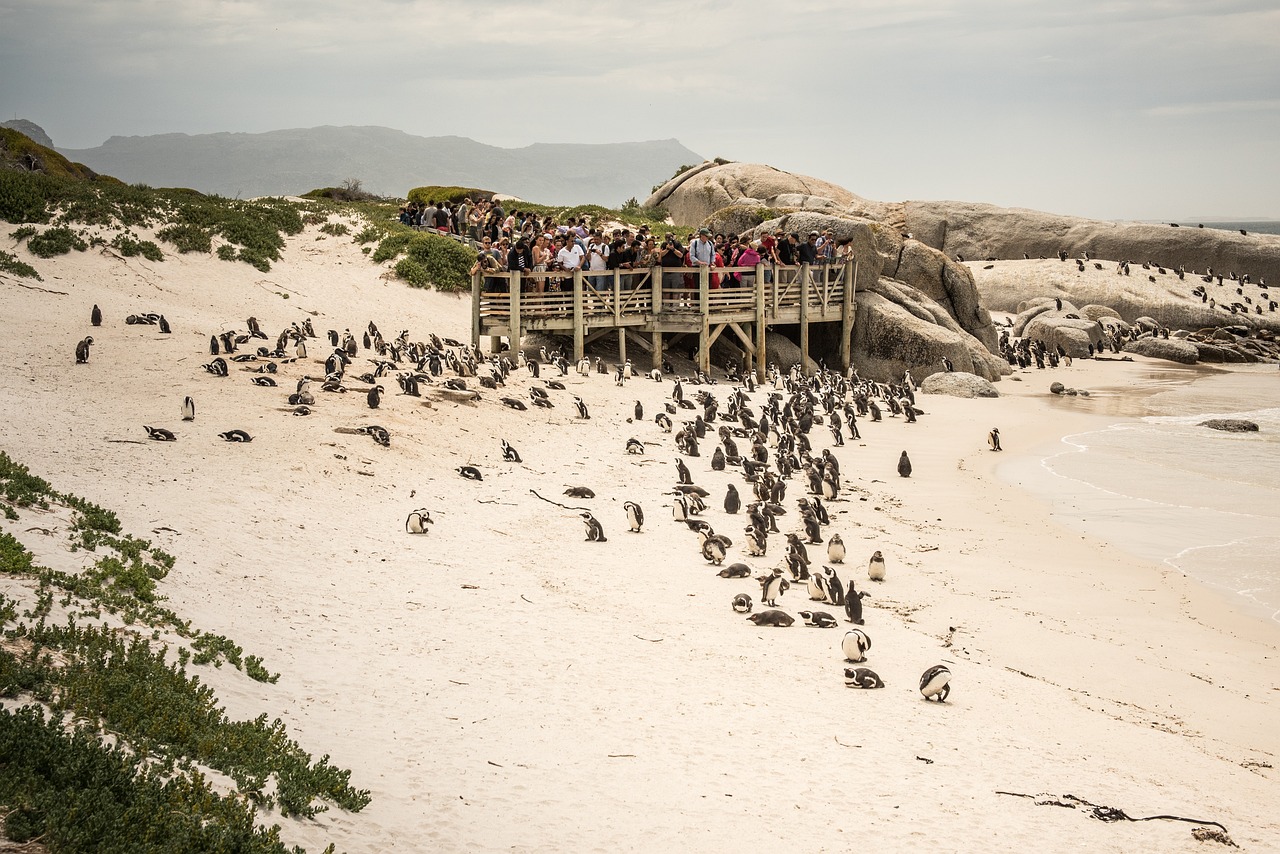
top-left (919, 372), bottom-right (999, 398)
top-left (1122, 337), bottom-right (1199, 364)
top-left (1011, 299), bottom-right (1106, 358)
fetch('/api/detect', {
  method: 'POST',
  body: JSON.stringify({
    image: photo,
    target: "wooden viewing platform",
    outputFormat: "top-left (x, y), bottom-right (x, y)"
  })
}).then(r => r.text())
top-left (472, 259), bottom-right (858, 378)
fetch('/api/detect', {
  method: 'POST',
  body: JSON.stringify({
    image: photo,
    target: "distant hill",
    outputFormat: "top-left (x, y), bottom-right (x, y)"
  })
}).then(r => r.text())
top-left (52, 124), bottom-right (701, 204)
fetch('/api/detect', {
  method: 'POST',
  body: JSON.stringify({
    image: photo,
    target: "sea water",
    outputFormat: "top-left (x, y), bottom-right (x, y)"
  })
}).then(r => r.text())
top-left (1002, 365), bottom-right (1280, 626)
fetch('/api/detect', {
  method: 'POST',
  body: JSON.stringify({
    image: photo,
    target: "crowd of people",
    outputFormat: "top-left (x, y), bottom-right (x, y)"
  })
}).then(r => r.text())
top-left (411, 195), bottom-right (857, 298)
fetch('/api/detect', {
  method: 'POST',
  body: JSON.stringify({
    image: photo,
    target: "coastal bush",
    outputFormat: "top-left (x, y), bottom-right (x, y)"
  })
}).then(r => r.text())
top-left (157, 222), bottom-right (213, 253)
top-left (407, 185), bottom-right (493, 206)
top-left (320, 221), bottom-right (350, 236)
top-left (403, 231), bottom-right (475, 291)
top-left (27, 225), bottom-right (88, 258)
top-left (217, 244), bottom-right (238, 261)
top-left (111, 233), bottom-right (164, 262)
top-left (9, 224), bottom-right (37, 241)
top-left (394, 257), bottom-right (430, 288)
top-left (371, 230), bottom-right (415, 263)
top-left (0, 249), bottom-right (40, 280)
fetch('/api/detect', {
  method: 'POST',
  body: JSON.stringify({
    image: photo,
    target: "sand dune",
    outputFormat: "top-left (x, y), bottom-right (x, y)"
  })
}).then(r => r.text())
top-left (1, 222), bottom-right (1277, 852)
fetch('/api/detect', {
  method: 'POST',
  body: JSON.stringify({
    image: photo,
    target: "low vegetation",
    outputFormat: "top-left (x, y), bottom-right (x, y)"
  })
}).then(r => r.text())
top-left (0, 249), bottom-right (40, 280)
top-left (0, 450), bottom-right (364, 849)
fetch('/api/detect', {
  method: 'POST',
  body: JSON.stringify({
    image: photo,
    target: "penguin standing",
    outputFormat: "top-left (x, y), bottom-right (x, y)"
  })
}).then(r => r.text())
top-left (675, 458), bottom-right (692, 485)
top-left (919, 665), bottom-right (952, 702)
top-left (90, 305), bottom-right (102, 327)
top-left (573, 396), bottom-right (590, 419)
top-left (868, 550), bottom-right (886, 581)
top-left (367, 385), bottom-right (384, 409)
top-left (75, 336), bottom-right (93, 364)
top-left (581, 511), bottom-right (608, 542)
top-left (897, 450), bottom-right (912, 478)
top-left (181, 396), bottom-right (196, 421)
top-left (827, 533), bottom-right (845, 563)
top-left (844, 580), bottom-right (868, 624)
top-left (724, 484), bottom-right (741, 514)
top-left (806, 572), bottom-right (827, 601)
top-left (988, 428), bottom-right (1002, 452)
top-left (158, 315), bottom-right (171, 334)
top-left (841, 628), bottom-right (871, 663)
top-left (634, 400), bottom-right (643, 421)
top-left (759, 568), bottom-right (788, 607)
top-left (824, 566), bottom-right (845, 606)
top-left (624, 501), bottom-right (644, 533)
top-left (501, 439), bottom-right (522, 463)
top-left (405, 509), bottom-right (433, 534)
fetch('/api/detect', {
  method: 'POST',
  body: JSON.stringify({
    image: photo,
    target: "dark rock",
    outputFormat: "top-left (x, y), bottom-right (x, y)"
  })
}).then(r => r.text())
top-left (1198, 419), bottom-right (1259, 433)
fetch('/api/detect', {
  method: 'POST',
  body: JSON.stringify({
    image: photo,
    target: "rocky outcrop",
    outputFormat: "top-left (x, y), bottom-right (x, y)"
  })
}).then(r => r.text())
top-left (919, 372), bottom-right (999, 398)
top-left (765, 331), bottom-right (818, 375)
top-left (851, 283), bottom-right (1008, 383)
top-left (1122, 337), bottom-right (1199, 364)
top-left (1198, 419), bottom-right (1259, 433)
top-left (750, 213), bottom-right (998, 350)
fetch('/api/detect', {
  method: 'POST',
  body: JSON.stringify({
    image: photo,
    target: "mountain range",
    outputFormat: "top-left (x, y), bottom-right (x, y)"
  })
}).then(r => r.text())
top-left (3, 121), bottom-right (701, 205)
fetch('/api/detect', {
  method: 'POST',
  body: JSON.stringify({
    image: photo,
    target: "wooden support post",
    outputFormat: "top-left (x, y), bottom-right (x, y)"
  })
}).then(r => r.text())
top-left (698, 265), bottom-right (710, 374)
top-left (614, 273), bottom-right (626, 364)
top-left (841, 258), bottom-right (855, 371)
top-left (509, 271), bottom-right (521, 354)
top-left (799, 263), bottom-right (811, 376)
top-left (471, 269), bottom-right (482, 350)
top-left (572, 269), bottom-right (584, 362)
top-left (754, 262), bottom-right (767, 381)
top-left (651, 265), bottom-right (663, 314)
top-left (653, 331), bottom-right (664, 370)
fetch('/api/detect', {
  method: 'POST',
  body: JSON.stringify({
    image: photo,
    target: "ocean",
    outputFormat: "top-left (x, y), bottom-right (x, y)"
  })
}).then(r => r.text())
top-left (1135, 220), bottom-right (1280, 236)
top-left (1001, 365), bottom-right (1280, 626)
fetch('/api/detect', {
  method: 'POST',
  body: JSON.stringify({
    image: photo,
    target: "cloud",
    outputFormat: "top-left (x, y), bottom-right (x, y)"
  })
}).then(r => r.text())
top-left (1143, 99), bottom-right (1280, 117)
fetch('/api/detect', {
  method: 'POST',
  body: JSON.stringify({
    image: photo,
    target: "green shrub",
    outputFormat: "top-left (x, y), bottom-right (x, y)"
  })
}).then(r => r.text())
top-left (371, 230), bottom-right (414, 263)
top-left (401, 231), bottom-right (476, 292)
top-left (320, 222), bottom-right (349, 236)
top-left (354, 224), bottom-right (382, 244)
top-left (407, 185), bottom-right (492, 206)
top-left (394, 257), bottom-right (430, 288)
top-left (10, 224), bottom-right (37, 241)
top-left (112, 233), bottom-right (164, 262)
top-left (216, 244), bottom-right (237, 261)
top-left (27, 226), bottom-right (88, 258)
top-left (0, 250), bottom-right (40, 281)
top-left (157, 222), bottom-right (212, 254)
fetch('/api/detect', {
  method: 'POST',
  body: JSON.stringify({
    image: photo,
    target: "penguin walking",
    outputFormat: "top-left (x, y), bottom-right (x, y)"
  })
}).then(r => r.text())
top-left (405, 509), bottom-right (433, 533)
top-left (897, 450), bottom-right (912, 478)
top-left (919, 665), bottom-right (952, 702)
top-left (90, 305), bottom-right (102, 327)
top-left (988, 427), bottom-right (1002, 452)
top-left (624, 501), bottom-right (644, 533)
top-left (367, 385), bottom-right (384, 409)
top-left (573, 396), bottom-right (590, 419)
top-left (75, 336), bottom-right (93, 364)
top-left (581, 511), bottom-right (608, 542)
top-left (827, 533), bottom-right (845, 563)
top-left (867, 550), bottom-right (886, 581)
top-left (841, 628), bottom-right (871, 663)
top-left (181, 396), bottom-right (196, 421)
top-left (501, 439), bottom-right (522, 463)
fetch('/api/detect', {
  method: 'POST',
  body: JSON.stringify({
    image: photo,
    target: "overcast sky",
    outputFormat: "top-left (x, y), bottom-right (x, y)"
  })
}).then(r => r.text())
top-left (3, 0), bottom-right (1278, 220)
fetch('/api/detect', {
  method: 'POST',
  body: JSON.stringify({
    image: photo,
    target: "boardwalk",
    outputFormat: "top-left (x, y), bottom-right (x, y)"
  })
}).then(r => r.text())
top-left (473, 259), bottom-right (857, 378)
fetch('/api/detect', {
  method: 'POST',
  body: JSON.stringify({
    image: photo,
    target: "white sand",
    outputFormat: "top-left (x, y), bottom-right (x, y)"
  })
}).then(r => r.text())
top-left (1, 224), bottom-right (1277, 852)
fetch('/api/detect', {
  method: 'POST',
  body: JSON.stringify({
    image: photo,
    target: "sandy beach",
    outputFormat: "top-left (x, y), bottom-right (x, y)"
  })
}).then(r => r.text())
top-left (1, 222), bottom-right (1277, 852)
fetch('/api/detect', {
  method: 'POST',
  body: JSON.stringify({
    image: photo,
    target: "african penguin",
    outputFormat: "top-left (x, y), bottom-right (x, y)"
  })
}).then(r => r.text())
top-left (841, 628), bottom-right (871, 663)
top-left (144, 425), bottom-right (176, 442)
top-left (581, 511), bottom-right (608, 542)
top-left (919, 664), bottom-right (952, 702)
top-left (75, 336), bottom-right (93, 364)
top-left (731, 593), bottom-right (753, 613)
top-left (624, 501), bottom-right (644, 533)
top-left (868, 550), bottom-right (886, 582)
top-left (844, 667), bottom-right (884, 689)
top-left (181, 396), bottom-right (196, 421)
top-left (218, 430), bottom-right (253, 443)
top-left (897, 450), bottom-right (912, 478)
top-left (827, 533), bottom-right (845, 563)
top-left (405, 509), bottom-right (434, 534)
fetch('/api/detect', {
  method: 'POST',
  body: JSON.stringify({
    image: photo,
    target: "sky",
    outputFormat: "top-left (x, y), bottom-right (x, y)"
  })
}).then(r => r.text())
top-left (2, 0), bottom-right (1279, 221)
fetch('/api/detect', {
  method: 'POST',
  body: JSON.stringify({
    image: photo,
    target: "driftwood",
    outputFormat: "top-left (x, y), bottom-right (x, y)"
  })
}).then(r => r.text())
top-left (995, 791), bottom-right (1232, 841)
top-left (529, 489), bottom-right (590, 512)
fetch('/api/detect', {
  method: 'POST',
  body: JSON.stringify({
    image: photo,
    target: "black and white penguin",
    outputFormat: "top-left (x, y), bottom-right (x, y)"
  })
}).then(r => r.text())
top-left (655, 412), bottom-right (672, 433)
top-left (987, 427), bottom-right (1002, 452)
top-left (144, 425), bottom-right (176, 442)
top-left (759, 568), bottom-right (788, 607)
top-left (367, 425), bottom-right (391, 447)
top-left (218, 430), bottom-right (253, 442)
top-left (701, 537), bottom-right (726, 565)
top-left (501, 439), bottom-right (522, 462)
top-left (744, 525), bottom-right (767, 556)
top-left (844, 667), bottom-right (884, 689)
top-left (405, 509), bottom-right (434, 534)
top-left (897, 450), bottom-right (912, 478)
top-left (457, 466), bottom-right (483, 481)
top-left (573, 396), bottom-right (590, 419)
top-left (919, 664), bottom-right (952, 702)
top-left (844, 580), bottom-right (869, 624)
top-left (841, 628), bottom-right (871, 663)
top-left (672, 495), bottom-right (689, 522)
top-left (675, 458), bottom-right (692, 485)
top-left (747, 610), bottom-right (794, 627)
top-left (367, 385), bottom-right (384, 409)
top-left (798, 610), bottom-right (839, 628)
top-left (724, 484), bottom-right (741, 514)
top-left (501, 397), bottom-right (528, 410)
top-left (626, 437), bottom-right (646, 455)
top-left (90, 305), bottom-right (102, 327)
top-left (827, 533), bottom-right (845, 564)
top-left (719, 563), bottom-right (751, 579)
top-left (806, 572), bottom-right (827, 601)
top-left (804, 513), bottom-right (824, 545)
top-left (75, 336), bottom-right (93, 364)
top-left (824, 566), bottom-right (845, 606)
top-left (250, 376), bottom-right (277, 387)
top-left (868, 550), bottom-right (886, 582)
top-left (181, 396), bottom-right (196, 422)
top-left (158, 315), bottom-right (171, 334)
top-left (564, 486), bottom-right (596, 499)
top-left (624, 501), bottom-right (644, 533)
top-left (731, 593), bottom-right (753, 613)
top-left (581, 511), bottom-right (607, 542)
